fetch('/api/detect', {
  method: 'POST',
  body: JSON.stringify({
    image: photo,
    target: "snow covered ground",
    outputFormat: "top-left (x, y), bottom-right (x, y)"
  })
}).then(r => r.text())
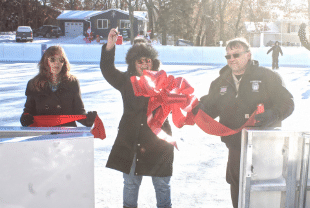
top-left (0, 61), bottom-right (309, 207)
top-left (0, 33), bottom-right (129, 45)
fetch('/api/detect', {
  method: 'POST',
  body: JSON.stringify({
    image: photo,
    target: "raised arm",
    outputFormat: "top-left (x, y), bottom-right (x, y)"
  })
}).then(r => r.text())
top-left (106, 28), bottom-right (118, 51)
top-left (100, 28), bottom-right (126, 90)
top-left (267, 47), bottom-right (273, 54)
top-left (298, 23), bottom-right (310, 51)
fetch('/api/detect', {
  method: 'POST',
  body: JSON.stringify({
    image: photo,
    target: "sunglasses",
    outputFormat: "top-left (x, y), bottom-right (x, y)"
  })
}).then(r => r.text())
top-left (225, 51), bottom-right (249, 60)
top-left (48, 57), bottom-right (65, 63)
top-left (136, 58), bottom-right (152, 64)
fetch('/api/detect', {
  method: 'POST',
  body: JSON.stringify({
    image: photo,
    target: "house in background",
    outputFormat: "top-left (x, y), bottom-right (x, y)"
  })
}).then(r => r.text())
top-left (56, 9), bottom-right (148, 39)
top-left (245, 20), bottom-right (308, 47)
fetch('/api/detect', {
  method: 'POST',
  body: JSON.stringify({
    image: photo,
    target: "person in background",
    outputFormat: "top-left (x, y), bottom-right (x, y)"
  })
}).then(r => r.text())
top-left (20, 45), bottom-right (96, 127)
top-left (298, 23), bottom-right (310, 50)
top-left (133, 36), bottom-right (148, 44)
top-left (193, 37), bottom-right (294, 208)
top-left (267, 41), bottom-right (283, 69)
top-left (100, 28), bottom-right (174, 208)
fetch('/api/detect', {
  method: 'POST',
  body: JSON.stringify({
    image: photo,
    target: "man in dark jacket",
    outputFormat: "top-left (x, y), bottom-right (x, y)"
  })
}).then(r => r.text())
top-left (267, 41), bottom-right (283, 69)
top-left (194, 38), bottom-right (294, 208)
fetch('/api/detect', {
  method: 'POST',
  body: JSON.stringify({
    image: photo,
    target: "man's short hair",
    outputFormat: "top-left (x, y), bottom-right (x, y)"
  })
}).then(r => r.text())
top-left (226, 37), bottom-right (251, 52)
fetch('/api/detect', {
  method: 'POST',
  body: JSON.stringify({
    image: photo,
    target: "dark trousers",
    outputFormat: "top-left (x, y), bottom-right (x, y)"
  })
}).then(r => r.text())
top-left (226, 149), bottom-right (241, 208)
top-left (272, 56), bottom-right (279, 69)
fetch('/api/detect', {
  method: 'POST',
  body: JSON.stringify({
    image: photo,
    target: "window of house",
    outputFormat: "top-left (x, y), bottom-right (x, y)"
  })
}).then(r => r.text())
top-left (120, 20), bottom-right (131, 29)
top-left (97, 19), bottom-right (108, 29)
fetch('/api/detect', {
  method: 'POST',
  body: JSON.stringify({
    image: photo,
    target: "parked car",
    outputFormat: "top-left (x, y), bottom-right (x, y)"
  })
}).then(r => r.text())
top-left (16, 26), bottom-right (33, 42)
top-left (175, 39), bottom-right (194, 46)
top-left (33, 25), bottom-right (62, 38)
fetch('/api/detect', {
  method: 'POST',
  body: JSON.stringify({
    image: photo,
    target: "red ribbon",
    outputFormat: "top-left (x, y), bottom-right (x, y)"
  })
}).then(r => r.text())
top-left (29, 114), bottom-right (106, 140)
top-left (131, 70), bottom-right (265, 140)
top-left (194, 104), bottom-right (264, 136)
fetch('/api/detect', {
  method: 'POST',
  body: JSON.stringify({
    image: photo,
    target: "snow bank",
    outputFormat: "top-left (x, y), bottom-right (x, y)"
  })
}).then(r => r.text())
top-left (1, 43), bottom-right (310, 66)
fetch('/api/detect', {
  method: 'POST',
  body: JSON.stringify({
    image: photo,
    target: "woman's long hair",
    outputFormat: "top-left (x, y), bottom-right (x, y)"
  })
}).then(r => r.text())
top-left (126, 43), bottom-right (160, 76)
top-left (31, 45), bottom-right (75, 91)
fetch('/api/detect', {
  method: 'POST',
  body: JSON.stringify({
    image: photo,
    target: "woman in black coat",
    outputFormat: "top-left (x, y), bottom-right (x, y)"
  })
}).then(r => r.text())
top-left (100, 28), bottom-right (174, 208)
top-left (20, 45), bottom-right (96, 127)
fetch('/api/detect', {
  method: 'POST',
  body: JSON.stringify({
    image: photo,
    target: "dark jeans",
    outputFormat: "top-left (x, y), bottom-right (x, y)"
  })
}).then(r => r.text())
top-left (226, 149), bottom-right (241, 208)
top-left (272, 56), bottom-right (279, 69)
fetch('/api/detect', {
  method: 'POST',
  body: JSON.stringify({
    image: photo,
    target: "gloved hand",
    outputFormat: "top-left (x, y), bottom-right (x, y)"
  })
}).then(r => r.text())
top-left (192, 102), bottom-right (204, 115)
top-left (85, 111), bottom-right (97, 127)
top-left (20, 113), bottom-right (34, 127)
top-left (254, 109), bottom-right (279, 128)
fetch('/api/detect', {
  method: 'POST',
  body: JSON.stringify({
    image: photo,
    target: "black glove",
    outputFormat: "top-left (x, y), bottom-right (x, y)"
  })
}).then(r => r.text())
top-left (20, 113), bottom-right (34, 127)
top-left (254, 109), bottom-right (279, 127)
top-left (85, 111), bottom-right (97, 127)
top-left (192, 102), bottom-right (204, 115)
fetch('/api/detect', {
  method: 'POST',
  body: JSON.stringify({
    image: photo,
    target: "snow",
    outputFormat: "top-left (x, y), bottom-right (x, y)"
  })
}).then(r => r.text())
top-left (1, 33), bottom-right (310, 66)
top-left (57, 10), bottom-right (105, 20)
top-left (0, 34), bottom-right (309, 207)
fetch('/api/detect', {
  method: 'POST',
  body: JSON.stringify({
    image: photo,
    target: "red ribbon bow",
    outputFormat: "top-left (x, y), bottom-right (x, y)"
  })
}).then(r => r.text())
top-left (131, 70), bottom-right (199, 149)
top-left (29, 114), bottom-right (106, 140)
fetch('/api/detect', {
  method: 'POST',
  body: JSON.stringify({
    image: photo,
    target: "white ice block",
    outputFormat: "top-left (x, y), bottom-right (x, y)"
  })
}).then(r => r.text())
top-left (0, 130), bottom-right (94, 208)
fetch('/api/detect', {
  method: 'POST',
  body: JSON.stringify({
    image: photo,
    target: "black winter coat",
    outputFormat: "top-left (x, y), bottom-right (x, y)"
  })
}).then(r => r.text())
top-left (267, 45), bottom-right (283, 57)
top-left (100, 44), bottom-right (174, 177)
top-left (21, 77), bottom-right (87, 127)
top-left (199, 60), bottom-right (294, 151)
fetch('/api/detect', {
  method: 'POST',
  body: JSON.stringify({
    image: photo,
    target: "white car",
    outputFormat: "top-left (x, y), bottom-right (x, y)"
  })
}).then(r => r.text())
top-left (16, 26), bottom-right (33, 42)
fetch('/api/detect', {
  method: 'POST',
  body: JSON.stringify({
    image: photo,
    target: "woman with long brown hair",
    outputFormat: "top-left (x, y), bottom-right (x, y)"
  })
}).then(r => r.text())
top-left (20, 45), bottom-right (96, 127)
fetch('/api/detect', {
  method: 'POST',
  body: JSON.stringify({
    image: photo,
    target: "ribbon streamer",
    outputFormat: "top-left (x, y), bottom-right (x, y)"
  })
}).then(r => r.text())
top-left (29, 114), bottom-right (106, 140)
top-left (194, 104), bottom-right (264, 137)
top-left (131, 70), bottom-right (265, 141)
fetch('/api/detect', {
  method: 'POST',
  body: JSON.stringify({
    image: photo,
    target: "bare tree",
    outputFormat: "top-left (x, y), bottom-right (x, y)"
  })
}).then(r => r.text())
top-left (218, 0), bottom-right (229, 45)
top-left (123, 0), bottom-right (135, 44)
top-left (234, 0), bottom-right (245, 37)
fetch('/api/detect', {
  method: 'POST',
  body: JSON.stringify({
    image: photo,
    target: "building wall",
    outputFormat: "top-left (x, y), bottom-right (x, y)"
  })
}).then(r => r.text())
top-left (89, 10), bottom-right (140, 39)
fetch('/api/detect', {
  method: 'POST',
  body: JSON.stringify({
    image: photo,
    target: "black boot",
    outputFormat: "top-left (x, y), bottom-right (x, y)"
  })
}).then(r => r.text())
top-left (123, 206), bottom-right (137, 208)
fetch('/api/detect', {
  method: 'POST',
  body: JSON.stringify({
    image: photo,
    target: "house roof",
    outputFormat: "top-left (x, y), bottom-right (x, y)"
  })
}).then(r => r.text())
top-left (57, 9), bottom-right (148, 21)
top-left (57, 10), bottom-right (104, 20)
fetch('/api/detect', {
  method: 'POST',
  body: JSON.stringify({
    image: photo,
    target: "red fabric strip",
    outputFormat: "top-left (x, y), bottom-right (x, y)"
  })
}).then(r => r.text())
top-left (193, 105), bottom-right (263, 136)
top-left (30, 115), bottom-right (86, 127)
top-left (91, 115), bottom-right (106, 140)
top-left (29, 114), bottom-right (106, 140)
